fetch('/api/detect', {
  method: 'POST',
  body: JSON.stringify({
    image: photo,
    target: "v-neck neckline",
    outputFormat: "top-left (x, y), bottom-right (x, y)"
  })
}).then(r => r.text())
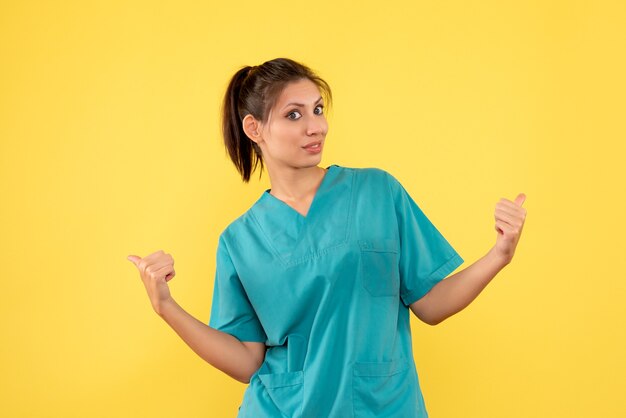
top-left (250, 163), bottom-right (352, 266)
top-left (262, 164), bottom-right (337, 220)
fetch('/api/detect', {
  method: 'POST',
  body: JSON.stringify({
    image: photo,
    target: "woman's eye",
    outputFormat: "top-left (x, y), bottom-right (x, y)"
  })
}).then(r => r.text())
top-left (287, 111), bottom-right (301, 120)
top-left (287, 105), bottom-right (324, 120)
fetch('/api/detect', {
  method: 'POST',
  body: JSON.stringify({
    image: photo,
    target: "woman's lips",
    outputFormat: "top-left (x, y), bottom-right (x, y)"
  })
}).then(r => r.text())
top-left (303, 142), bottom-right (322, 153)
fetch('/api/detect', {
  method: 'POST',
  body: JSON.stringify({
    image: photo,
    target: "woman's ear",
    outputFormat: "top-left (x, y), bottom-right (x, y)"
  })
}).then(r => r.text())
top-left (242, 114), bottom-right (262, 144)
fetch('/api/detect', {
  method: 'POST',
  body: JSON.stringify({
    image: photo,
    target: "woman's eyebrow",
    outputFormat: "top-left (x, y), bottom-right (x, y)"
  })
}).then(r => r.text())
top-left (282, 96), bottom-right (323, 109)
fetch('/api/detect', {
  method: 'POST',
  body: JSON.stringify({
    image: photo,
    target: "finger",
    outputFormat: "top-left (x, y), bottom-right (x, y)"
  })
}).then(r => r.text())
top-left (495, 207), bottom-right (525, 226)
top-left (496, 202), bottom-right (526, 222)
top-left (514, 193), bottom-right (526, 207)
top-left (498, 198), bottom-right (523, 211)
top-left (141, 254), bottom-right (173, 274)
top-left (498, 218), bottom-right (522, 237)
top-left (127, 255), bottom-right (141, 266)
top-left (494, 208), bottom-right (519, 226)
top-left (154, 264), bottom-right (175, 281)
top-left (146, 260), bottom-right (173, 278)
top-left (499, 198), bottom-right (528, 218)
top-left (143, 250), bottom-right (167, 263)
top-left (495, 203), bottom-right (521, 219)
top-left (495, 219), bottom-right (512, 235)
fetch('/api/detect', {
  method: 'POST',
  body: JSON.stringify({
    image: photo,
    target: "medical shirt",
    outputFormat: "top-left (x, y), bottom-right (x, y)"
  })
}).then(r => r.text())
top-left (208, 164), bottom-right (464, 417)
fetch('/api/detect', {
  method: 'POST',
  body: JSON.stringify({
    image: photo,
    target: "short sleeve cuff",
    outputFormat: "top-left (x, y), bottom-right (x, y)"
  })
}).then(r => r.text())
top-left (400, 253), bottom-right (464, 307)
top-left (208, 321), bottom-right (267, 343)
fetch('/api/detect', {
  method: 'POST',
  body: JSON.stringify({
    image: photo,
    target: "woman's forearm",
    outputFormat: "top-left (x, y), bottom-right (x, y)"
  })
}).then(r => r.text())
top-left (157, 298), bottom-right (262, 383)
top-left (418, 246), bottom-right (509, 325)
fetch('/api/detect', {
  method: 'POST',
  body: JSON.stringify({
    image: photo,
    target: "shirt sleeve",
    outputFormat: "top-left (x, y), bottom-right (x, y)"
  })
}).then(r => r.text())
top-left (208, 234), bottom-right (267, 343)
top-left (385, 171), bottom-right (464, 307)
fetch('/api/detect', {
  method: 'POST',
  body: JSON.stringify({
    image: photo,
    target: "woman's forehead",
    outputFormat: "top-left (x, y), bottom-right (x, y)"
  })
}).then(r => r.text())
top-left (275, 79), bottom-right (322, 108)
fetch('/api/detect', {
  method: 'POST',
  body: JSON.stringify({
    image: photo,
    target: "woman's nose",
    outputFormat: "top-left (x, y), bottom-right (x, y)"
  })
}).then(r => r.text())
top-left (306, 117), bottom-right (326, 135)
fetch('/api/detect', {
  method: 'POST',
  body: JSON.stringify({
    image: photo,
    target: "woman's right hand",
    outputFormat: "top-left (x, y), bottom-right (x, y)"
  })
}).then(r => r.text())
top-left (127, 250), bottom-right (176, 314)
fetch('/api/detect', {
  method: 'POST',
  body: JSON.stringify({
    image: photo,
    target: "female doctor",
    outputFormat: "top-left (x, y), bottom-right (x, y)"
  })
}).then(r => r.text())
top-left (128, 57), bottom-right (527, 417)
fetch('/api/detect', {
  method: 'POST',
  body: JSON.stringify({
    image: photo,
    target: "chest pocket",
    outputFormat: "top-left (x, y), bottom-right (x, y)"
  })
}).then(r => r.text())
top-left (358, 238), bottom-right (400, 297)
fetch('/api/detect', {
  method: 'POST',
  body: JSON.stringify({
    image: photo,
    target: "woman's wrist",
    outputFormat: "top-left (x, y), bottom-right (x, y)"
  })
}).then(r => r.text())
top-left (154, 296), bottom-right (177, 317)
top-left (487, 245), bottom-right (511, 269)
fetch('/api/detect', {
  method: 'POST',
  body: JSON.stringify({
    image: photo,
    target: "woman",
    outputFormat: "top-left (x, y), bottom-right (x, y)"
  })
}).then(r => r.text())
top-left (128, 57), bottom-right (527, 417)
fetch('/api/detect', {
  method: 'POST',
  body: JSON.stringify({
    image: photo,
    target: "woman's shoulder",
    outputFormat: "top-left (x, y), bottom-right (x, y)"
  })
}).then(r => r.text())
top-left (337, 164), bottom-right (400, 186)
top-left (333, 163), bottom-right (393, 180)
top-left (216, 206), bottom-right (259, 248)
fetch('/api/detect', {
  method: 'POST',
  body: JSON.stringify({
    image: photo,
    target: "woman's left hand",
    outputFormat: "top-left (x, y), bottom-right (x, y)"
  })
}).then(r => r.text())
top-left (493, 193), bottom-right (527, 265)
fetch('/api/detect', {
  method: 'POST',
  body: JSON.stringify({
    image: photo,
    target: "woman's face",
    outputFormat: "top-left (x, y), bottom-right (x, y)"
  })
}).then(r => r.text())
top-left (251, 78), bottom-right (328, 170)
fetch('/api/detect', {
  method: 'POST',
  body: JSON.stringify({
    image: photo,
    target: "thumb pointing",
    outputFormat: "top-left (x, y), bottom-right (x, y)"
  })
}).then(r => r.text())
top-left (127, 255), bottom-right (140, 265)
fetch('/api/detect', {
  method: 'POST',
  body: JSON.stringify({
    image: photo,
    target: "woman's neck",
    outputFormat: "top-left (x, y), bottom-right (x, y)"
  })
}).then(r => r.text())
top-left (267, 165), bottom-right (327, 203)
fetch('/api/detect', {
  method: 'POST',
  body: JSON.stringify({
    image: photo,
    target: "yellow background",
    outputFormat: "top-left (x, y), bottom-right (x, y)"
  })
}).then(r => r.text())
top-left (1, 0), bottom-right (624, 417)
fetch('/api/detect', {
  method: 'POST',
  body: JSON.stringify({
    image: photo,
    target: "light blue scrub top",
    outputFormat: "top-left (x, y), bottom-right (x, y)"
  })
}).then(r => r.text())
top-left (208, 164), bottom-right (464, 418)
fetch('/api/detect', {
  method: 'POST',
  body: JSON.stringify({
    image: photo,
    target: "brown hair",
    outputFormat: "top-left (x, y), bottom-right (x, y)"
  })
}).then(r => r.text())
top-left (221, 57), bottom-right (333, 182)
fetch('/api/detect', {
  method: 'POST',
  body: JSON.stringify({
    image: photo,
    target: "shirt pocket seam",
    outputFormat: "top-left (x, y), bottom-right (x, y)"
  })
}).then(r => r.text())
top-left (352, 358), bottom-right (412, 416)
top-left (257, 370), bottom-right (305, 417)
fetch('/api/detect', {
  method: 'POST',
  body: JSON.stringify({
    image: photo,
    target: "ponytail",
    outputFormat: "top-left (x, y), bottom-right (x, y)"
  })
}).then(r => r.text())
top-left (221, 66), bottom-right (263, 183)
